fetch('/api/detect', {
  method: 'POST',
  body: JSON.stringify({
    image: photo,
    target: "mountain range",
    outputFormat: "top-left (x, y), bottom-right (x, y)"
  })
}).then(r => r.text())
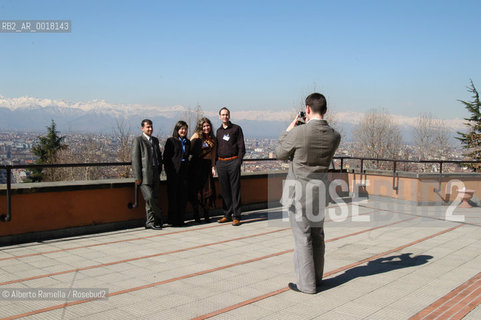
top-left (0, 95), bottom-right (466, 141)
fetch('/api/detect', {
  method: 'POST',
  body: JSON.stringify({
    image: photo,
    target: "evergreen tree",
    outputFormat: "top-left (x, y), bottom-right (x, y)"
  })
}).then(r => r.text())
top-left (456, 80), bottom-right (481, 171)
top-left (28, 120), bottom-right (67, 181)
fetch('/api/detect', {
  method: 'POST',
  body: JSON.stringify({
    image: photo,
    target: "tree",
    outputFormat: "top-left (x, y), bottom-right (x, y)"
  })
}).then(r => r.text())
top-left (456, 80), bottom-right (481, 171)
top-left (352, 109), bottom-right (403, 169)
top-left (113, 118), bottom-right (133, 178)
top-left (28, 120), bottom-right (67, 181)
top-left (182, 104), bottom-right (204, 133)
top-left (414, 113), bottom-right (452, 161)
top-left (55, 136), bottom-right (104, 181)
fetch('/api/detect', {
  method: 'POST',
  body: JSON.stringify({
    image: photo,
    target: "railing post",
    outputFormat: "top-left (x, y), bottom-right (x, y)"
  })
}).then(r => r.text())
top-left (340, 157), bottom-right (344, 171)
top-left (0, 167), bottom-right (12, 222)
top-left (392, 161), bottom-right (398, 190)
top-left (435, 161), bottom-right (443, 193)
top-left (360, 159), bottom-right (365, 186)
top-left (127, 182), bottom-right (139, 209)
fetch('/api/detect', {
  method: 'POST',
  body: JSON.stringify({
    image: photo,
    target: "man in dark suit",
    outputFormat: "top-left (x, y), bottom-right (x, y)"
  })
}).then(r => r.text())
top-left (131, 119), bottom-right (163, 230)
top-left (276, 93), bottom-right (341, 294)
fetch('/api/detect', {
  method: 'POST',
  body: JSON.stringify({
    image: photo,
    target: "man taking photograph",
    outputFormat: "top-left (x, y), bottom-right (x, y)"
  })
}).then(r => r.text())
top-left (276, 93), bottom-right (341, 294)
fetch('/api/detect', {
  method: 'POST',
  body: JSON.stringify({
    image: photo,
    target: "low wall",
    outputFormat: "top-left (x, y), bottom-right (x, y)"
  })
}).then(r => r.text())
top-left (346, 171), bottom-right (480, 204)
top-left (0, 173), bottom-right (287, 245)
top-left (1, 170), bottom-right (479, 245)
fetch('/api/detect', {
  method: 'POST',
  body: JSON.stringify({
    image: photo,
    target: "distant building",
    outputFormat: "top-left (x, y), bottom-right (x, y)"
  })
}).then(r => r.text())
top-left (0, 169), bottom-right (12, 184)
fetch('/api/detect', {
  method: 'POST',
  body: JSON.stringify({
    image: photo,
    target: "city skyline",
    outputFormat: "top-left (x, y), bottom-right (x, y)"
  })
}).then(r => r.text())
top-left (1, 0), bottom-right (480, 120)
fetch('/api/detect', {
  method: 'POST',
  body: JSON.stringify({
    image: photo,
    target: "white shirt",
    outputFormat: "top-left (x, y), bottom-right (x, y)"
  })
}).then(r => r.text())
top-left (143, 133), bottom-right (152, 142)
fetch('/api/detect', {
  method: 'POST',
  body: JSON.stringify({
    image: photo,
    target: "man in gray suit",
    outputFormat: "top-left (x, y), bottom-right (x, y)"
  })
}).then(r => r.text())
top-left (276, 93), bottom-right (341, 294)
top-left (131, 119), bottom-right (163, 230)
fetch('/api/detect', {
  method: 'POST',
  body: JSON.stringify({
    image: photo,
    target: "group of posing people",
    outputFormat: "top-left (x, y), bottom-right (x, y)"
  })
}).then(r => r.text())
top-left (133, 93), bottom-right (341, 295)
top-left (131, 107), bottom-right (245, 230)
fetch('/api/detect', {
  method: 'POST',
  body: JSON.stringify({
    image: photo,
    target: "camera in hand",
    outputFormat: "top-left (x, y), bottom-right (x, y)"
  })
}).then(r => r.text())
top-left (296, 111), bottom-right (306, 126)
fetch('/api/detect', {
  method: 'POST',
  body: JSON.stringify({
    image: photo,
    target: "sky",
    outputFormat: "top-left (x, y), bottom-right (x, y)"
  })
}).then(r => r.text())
top-left (1, 0), bottom-right (480, 120)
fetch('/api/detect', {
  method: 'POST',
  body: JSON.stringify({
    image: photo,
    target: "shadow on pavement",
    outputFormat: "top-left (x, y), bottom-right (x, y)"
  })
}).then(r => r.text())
top-left (321, 253), bottom-right (433, 290)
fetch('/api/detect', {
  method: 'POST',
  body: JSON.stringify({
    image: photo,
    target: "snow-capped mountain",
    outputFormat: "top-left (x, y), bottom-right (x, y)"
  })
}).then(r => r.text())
top-left (0, 95), bottom-right (186, 117)
top-left (0, 94), bottom-right (465, 140)
top-left (0, 95), bottom-right (197, 134)
top-left (0, 95), bottom-right (301, 137)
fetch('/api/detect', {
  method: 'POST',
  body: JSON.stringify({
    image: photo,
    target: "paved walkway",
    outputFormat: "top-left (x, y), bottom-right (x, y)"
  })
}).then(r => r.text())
top-left (0, 199), bottom-right (480, 319)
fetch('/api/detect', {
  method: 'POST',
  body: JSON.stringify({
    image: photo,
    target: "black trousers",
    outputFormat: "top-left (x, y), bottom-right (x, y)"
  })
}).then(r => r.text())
top-left (216, 158), bottom-right (241, 219)
top-left (166, 163), bottom-right (188, 226)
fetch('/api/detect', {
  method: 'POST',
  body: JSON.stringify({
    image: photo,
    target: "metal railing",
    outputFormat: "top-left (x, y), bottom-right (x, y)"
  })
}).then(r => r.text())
top-left (0, 162), bottom-right (131, 222)
top-left (1, 157), bottom-right (480, 223)
top-left (330, 156), bottom-right (480, 192)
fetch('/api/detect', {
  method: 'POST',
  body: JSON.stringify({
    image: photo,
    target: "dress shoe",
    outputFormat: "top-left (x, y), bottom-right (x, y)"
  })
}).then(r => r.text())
top-left (232, 219), bottom-right (241, 226)
top-left (203, 217), bottom-right (211, 223)
top-left (145, 225), bottom-right (162, 230)
top-left (287, 283), bottom-right (315, 294)
top-left (194, 217), bottom-right (202, 224)
top-left (218, 217), bottom-right (231, 223)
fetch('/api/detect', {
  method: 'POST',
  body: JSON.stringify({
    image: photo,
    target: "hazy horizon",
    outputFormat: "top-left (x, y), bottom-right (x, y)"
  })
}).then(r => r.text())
top-left (1, 0), bottom-right (481, 122)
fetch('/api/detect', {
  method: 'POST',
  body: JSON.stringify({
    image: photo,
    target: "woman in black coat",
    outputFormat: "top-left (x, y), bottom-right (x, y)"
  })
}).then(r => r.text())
top-left (163, 121), bottom-right (191, 227)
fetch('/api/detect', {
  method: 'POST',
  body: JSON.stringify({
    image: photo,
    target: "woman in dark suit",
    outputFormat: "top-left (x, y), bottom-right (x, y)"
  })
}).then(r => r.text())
top-left (163, 121), bottom-right (191, 227)
top-left (189, 117), bottom-right (217, 223)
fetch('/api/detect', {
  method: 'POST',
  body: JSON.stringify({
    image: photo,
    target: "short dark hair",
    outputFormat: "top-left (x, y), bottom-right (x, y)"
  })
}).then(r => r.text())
top-left (219, 107), bottom-right (230, 115)
top-left (141, 119), bottom-right (153, 127)
top-left (172, 120), bottom-right (188, 138)
top-left (305, 93), bottom-right (327, 115)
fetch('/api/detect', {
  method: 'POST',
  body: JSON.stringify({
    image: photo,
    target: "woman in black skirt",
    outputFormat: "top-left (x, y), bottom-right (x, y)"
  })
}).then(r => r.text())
top-left (164, 121), bottom-right (191, 227)
top-left (189, 117), bottom-right (217, 223)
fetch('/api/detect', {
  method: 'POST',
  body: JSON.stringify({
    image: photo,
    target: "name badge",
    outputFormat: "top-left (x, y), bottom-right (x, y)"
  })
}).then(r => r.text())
top-left (223, 134), bottom-right (230, 141)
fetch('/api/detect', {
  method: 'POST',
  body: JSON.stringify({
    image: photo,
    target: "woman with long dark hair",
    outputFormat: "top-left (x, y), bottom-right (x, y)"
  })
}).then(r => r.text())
top-left (189, 117), bottom-right (217, 223)
top-left (163, 121), bottom-right (191, 227)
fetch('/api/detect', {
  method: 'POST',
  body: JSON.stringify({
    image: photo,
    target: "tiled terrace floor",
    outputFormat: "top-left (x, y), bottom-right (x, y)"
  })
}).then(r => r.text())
top-left (1, 199), bottom-right (480, 319)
